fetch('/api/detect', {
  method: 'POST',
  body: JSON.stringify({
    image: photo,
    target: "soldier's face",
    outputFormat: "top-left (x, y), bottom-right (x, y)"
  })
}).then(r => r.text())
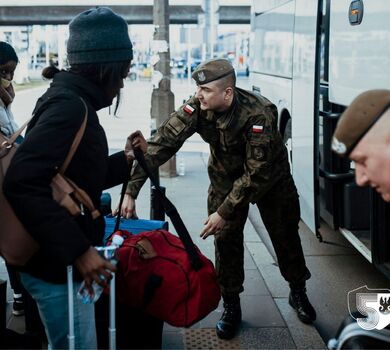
top-left (195, 81), bottom-right (230, 112)
top-left (350, 110), bottom-right (390, 202)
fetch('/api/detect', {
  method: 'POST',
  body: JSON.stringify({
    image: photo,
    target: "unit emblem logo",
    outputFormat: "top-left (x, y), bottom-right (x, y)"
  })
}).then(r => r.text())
top-left (347, 285), bottom-right (390, 330)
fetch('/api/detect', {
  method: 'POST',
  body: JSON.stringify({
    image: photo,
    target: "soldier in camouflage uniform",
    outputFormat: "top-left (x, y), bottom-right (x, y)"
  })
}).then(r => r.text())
top-left (123, 59), bottom-right (316, 339)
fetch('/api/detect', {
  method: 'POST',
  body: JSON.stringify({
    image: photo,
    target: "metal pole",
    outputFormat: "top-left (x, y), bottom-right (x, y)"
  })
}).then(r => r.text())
top-left (45, 25), bottom-right (50, 67)
top-left (67, 266), bottom-right (75, 350)
top-left (187, 26), bottom-right (192, 87)
top-left (0, 279), bottom-right (6, 335)
top-left (202, 0), bottom-right (211, 59)
top-left (151, 0), bottom-right (176, 178)
top-left (202, 0), bottom-right (219, 59)
top-left (108, 273), bottom-right (116, 350)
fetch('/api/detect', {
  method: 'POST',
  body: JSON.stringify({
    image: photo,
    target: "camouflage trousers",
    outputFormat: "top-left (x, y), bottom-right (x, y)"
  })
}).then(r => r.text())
top-left (208, 178), bottom-right (311, 297)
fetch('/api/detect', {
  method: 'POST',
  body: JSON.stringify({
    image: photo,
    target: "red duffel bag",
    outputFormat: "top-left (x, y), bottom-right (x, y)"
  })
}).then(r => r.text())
top-left (114, 229), bottom-right (220, 327)
top-left (107, 149), bottom-right (221, 327)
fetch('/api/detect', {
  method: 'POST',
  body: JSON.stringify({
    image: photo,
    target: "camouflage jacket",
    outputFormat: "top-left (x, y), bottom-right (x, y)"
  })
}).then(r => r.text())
top-left (127, 87), bottom-right (291, 220)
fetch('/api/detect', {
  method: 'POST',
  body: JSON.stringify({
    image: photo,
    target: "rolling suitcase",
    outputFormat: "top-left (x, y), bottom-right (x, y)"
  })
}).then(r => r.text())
top-left (101, 191), bottom-right (168, 243)
top-left (98, 191), bottom-right (166, 349)
top-left (67, 260), bottom-right (117, 350)
top-left (104, 215), bottom-right (168, 243)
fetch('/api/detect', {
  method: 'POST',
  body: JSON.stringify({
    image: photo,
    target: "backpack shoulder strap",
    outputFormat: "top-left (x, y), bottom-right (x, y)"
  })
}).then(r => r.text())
top-left (59, 97), bottom-right (88, 174)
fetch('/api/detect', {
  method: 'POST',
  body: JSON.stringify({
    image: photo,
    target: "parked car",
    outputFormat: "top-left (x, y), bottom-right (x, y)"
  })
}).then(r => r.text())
top-left (128, 62), bottom-right (152, 80)
top-left (171, 58), bottom-right (186, 79)
top-left (183, 59), bottom-right (202, 77)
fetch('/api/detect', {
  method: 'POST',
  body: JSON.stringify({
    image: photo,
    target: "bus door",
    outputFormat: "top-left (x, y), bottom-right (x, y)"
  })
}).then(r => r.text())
top-left (318, 0), bottom-right (356, 233)
top-left (291, 0), bottom-right (321, 233)
top-left (324, 0), bottom-right (390, 262)
top-left (372, 195), bottom-right (390, 278)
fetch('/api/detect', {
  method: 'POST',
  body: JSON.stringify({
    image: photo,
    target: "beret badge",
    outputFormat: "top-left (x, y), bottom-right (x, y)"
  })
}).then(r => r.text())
top-left (197, 71), bottom-right (206, 82)
top-left (331, 137), bottom-right (347, 155)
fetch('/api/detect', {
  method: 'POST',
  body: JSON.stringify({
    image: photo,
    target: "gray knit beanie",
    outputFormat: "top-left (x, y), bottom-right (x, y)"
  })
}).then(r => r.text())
top-left (67, 7), bottom-right (133, 65)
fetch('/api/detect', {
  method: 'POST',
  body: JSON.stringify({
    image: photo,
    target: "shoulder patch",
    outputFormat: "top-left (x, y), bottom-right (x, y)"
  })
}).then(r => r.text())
top-left (252, 125), bottom-right (263, 134)
top-left (183, 104), bottom-right (195, 115)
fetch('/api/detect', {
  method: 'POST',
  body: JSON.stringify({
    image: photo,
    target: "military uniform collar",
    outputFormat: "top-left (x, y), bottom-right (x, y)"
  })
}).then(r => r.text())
top-left (214, 91), bottom-right (239, 130)
top-left (205, 110), bottom-right (215, 121)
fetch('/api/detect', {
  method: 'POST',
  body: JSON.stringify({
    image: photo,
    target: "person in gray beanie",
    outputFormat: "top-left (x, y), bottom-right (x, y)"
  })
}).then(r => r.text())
top-left (3, 7), bottom-right (147, 349)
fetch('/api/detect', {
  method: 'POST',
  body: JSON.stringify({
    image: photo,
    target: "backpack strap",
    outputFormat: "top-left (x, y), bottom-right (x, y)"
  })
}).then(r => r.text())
top-left (59, 98), bottom-right (88, 174)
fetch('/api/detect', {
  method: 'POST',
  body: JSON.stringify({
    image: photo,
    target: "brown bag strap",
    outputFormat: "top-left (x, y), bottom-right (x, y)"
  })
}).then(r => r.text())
top-left (4, 118), bottom-right (32, 145)
top-left (65, 176), bottom-right (101, 219)
top-left (59, 98), bottom-right (88, 174)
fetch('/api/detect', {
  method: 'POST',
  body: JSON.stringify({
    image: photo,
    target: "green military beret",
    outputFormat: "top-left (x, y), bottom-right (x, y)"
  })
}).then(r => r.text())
top-left (192, 58), bottom-right (235, 85)
top-left (332, 89), bottom-right (390, 156)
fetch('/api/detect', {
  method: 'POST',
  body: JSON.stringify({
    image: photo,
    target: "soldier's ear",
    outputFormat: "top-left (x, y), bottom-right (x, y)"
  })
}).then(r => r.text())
top-left (224, 87), bottom-right (233, 99)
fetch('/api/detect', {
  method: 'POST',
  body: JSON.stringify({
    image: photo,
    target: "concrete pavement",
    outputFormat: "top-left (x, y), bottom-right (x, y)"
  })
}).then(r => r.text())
top-left (119, 151), bottom-right (326, 349)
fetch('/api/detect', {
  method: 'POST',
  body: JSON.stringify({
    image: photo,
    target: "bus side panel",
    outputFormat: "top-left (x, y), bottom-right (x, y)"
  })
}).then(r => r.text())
top-left (250, 0), bottom-right (294, 126)
top-left (251, 74), bottom-right (292, 123)
top-left (291, 0), bottom-right (319, 233)
top-left (329, 0), bottom-right (390, 106)
top-left (251, 1), bottom-right (294, 79)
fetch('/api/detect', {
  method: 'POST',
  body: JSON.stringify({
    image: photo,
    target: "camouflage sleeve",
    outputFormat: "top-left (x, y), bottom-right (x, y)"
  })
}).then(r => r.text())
top-left (217, 105), bottom-right (278, 220)
top-left (126, 98), bottom-right (198, 198)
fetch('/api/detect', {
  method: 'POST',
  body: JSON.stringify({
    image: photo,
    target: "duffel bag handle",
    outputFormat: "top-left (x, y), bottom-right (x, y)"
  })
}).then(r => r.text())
top-left (133, 148), bottom-right (203, 271)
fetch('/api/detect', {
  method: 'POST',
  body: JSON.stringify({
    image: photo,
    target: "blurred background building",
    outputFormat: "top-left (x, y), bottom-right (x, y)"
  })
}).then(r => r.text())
top-left (0, 1), bottom-right (250, 84)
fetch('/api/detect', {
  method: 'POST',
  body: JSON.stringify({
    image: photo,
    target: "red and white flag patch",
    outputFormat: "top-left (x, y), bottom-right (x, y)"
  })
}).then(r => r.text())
top-left (183, 104), bottom-right (195, 115)
top-left (252, 125), bottom-right (264, 134)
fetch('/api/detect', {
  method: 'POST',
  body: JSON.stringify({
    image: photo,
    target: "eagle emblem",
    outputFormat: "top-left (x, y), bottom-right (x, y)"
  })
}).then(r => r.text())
top-left (197, 71), bottom-right (206, 82)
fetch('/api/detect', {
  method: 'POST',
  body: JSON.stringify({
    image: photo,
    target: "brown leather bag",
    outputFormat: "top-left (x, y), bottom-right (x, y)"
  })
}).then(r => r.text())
top-left (0, 98), bottom-right (100, 266)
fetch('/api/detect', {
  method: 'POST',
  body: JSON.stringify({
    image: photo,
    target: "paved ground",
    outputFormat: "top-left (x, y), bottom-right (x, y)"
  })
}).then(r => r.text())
top-left (99, 151), bottom-right (326, 350)
top-left (2, 76), bottom-right (388, 349)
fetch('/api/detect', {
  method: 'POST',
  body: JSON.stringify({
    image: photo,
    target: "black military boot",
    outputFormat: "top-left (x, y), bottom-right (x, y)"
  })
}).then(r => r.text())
top-left (216, 295), bottom-right (242, 340)
top-left (289, 285), bottom-right (316, 324)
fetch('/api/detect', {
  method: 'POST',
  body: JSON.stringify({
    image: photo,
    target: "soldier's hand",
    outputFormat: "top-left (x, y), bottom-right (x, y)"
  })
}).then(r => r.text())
top-left (130, 130), bottom-right (147, 154)
top-left (115, 193), bottom-right (138, 219)
top-left (200, 212), bottom-right (226, 239)
top-left (125, 130), bottom-right (147, 163)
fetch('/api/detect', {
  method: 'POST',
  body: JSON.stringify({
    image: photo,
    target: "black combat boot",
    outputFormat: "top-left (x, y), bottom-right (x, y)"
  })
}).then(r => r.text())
top-left (289, 285), bottom-right (316, 324)
top-left (216, 295), bottom-right (242, 340)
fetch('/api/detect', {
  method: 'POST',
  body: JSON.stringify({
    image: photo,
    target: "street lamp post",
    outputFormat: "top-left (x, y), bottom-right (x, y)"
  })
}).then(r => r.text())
top-left (151, 0), bottom-right (176, 178)
top-left (149, 0), bottom-right (176, 221)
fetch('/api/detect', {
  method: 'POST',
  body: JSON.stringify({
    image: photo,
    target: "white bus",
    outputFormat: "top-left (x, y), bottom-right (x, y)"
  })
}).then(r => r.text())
top-left (250, 0), bottom-right (390, 276)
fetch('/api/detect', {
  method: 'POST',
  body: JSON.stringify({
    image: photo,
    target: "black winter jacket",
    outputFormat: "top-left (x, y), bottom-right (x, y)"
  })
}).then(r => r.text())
top-left (3, 71), bottom-right (130, 283)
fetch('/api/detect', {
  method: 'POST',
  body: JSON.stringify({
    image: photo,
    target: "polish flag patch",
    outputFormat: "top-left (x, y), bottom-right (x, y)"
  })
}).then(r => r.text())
top-left (183, 104), bottom-right (195, 115)
top-left (252, 125), bottom-right (264, 133)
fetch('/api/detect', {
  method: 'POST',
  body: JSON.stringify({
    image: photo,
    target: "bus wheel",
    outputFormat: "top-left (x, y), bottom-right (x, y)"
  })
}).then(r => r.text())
top-left (283, 119), bottom-right (293, 166)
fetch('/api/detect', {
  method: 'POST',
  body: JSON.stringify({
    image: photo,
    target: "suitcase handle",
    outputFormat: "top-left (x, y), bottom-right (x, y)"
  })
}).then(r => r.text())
top-left (130, 149), bottom-right (203, 270)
